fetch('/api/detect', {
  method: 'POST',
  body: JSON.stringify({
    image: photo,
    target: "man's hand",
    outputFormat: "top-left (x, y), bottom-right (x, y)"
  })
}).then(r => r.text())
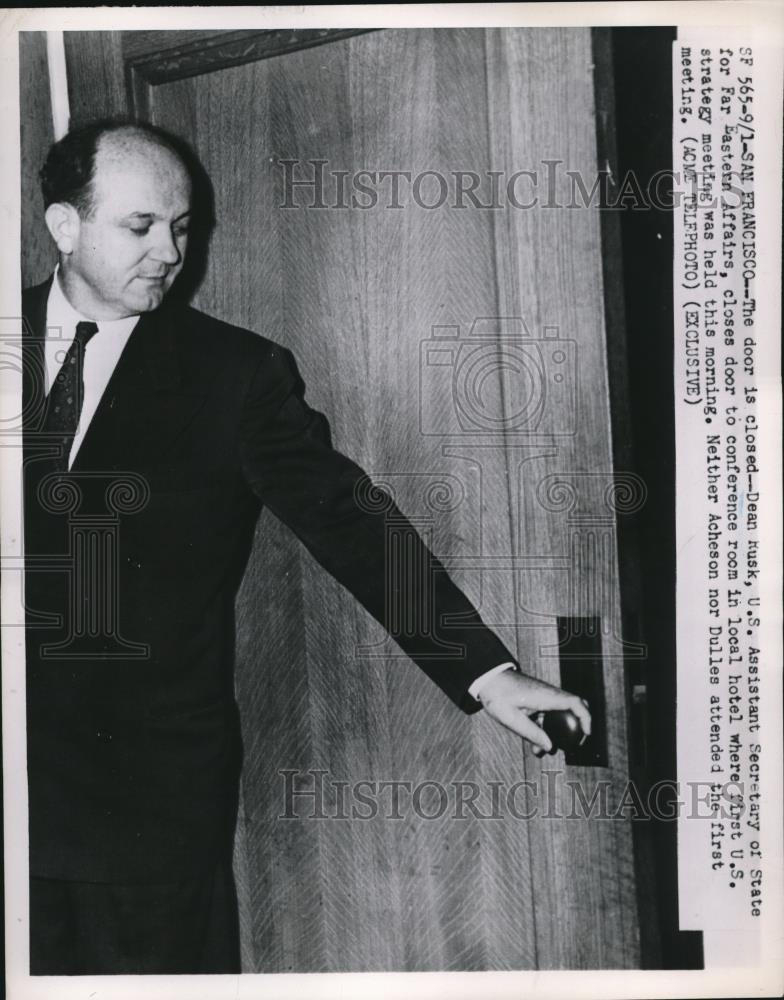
top-left (477, 669), bottom-right (591, 755)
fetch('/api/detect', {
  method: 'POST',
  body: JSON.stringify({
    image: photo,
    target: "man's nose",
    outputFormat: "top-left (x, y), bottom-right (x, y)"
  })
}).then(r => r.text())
top-left (149, 228), bottom-right (181, 265)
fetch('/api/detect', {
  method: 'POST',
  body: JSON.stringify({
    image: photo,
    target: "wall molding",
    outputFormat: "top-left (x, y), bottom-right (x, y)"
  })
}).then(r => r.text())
top-left (125, 28), bottom-right (375, 116)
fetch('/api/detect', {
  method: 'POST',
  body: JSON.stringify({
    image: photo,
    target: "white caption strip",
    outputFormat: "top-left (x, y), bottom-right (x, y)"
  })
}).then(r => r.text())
top-left (674, 26), bottom-right (782, 968)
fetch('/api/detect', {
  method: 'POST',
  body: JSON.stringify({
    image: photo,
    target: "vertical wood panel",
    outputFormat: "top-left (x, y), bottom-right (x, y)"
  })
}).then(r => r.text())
top-left (63, 31), bottom-right (128, 122)
top-left (486, 28), bottom-right (639, 967)
top-left (20, 33), bottom-right (56, 288)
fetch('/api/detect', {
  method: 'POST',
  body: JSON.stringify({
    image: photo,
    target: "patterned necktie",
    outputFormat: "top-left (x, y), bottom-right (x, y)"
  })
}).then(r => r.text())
top-left (44, 320), bottom-right (99, 470)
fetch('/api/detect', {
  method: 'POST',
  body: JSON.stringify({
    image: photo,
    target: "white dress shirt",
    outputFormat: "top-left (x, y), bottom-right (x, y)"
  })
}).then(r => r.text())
top-left (468, 661), bottom-right (517, 702)
top-left (44, 270), bottom-right (139, 470)
top-left (43, 270), bottom-right (511, 701)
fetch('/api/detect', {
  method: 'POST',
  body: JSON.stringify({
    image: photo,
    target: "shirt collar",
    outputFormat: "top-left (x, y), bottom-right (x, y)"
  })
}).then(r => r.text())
top-left (46, 265), bottom-right (141, 339)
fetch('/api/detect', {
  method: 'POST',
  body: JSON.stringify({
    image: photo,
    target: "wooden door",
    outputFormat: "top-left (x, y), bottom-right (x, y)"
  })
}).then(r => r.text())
top-left (38, 26), bottom-right (644, 970)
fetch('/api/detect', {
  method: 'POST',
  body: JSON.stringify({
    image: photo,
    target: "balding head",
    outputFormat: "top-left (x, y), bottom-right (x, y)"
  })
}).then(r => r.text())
top-left (42, 119), bottom-right (194, 318)
top-left (91, 127), bottom-right (192, 224)
top-left (40, 118), bottom-right (191, 219)
top-left (97, 125), bottom-right (189, 183)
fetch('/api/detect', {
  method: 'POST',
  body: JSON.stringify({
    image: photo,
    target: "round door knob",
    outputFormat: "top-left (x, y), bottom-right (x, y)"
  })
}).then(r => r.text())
top-left (541, 709), bottom-right (585, 754)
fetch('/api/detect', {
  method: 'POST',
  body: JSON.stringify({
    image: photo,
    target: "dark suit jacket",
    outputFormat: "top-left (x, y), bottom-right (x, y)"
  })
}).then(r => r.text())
top-left (22, 276), bottom-right (514, 883)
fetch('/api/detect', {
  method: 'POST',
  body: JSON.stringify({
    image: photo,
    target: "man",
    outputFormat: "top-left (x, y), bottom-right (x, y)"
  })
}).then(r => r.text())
top-left (22, 119), bottom-right (590, 975)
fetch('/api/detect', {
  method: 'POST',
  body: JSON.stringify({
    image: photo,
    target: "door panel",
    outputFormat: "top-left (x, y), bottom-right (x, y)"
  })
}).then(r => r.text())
top-left (62, 26), bottom-right (641, 970)
top-left (485, 28), bottom-right (640, 965)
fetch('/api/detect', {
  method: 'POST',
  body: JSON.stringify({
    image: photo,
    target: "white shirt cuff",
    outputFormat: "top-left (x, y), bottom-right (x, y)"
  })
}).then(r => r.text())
top-left (468, 662), bottom-right (518, 704)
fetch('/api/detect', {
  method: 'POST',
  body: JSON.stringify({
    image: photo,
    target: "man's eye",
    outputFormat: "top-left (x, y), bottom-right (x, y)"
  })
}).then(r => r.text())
top-left (130, 227), bottom-right (150, 237)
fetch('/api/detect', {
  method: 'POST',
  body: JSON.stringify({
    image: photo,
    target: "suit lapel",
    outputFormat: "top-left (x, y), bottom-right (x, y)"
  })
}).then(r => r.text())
top-left (22, 276), bottom-right (207, 476)
top-left (71, 302), bottom-right (207, 475)
top-left (22, 278), bottom-right (54, 437)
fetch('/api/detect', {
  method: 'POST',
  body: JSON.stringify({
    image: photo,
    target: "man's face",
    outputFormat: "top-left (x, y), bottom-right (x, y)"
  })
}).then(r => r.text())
top-left (61, 138), bottom-right (192, 319)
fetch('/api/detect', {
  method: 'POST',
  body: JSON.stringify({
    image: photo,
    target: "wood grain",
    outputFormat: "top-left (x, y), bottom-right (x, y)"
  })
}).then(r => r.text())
top-left (64, 31), bottom-right (128, 122)
top-left (485, 27), bottom-right (640, 966)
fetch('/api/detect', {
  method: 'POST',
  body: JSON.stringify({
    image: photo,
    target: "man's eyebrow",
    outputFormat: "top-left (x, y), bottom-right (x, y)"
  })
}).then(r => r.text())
top-left (121, 210), bottom-right (192, 222)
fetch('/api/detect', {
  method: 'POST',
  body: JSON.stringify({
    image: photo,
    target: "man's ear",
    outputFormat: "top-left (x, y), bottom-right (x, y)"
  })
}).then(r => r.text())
top-left (44, 202), bottom-right (80, 255)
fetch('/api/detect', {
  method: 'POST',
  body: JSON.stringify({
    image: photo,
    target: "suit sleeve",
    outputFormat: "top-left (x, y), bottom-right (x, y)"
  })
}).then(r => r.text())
top-left (236, 343), bottom-right (516, 713)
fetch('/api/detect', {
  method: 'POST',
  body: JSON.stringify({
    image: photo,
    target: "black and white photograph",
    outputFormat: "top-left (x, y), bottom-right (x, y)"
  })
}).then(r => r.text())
top-left (1, 4), bottom-right (782, 998)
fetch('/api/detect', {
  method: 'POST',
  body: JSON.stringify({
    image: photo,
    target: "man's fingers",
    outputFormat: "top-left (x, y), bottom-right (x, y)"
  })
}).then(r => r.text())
top-left (477, 669), bottom-right (593, 750)
top-left (571, 697), bottom-right (592, 737)
top-left (486, 703), bottom-right (553, 753)
top-left (511, 682), bottom-right (592, 738)
top-left (515, 713), bottom-right (553, 753)
top-left (520, 692), bottom-right (591, 740)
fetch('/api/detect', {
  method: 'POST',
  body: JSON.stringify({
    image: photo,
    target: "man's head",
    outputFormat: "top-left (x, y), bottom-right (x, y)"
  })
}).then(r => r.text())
top-left (41, 120), bottom-right (192, 319)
